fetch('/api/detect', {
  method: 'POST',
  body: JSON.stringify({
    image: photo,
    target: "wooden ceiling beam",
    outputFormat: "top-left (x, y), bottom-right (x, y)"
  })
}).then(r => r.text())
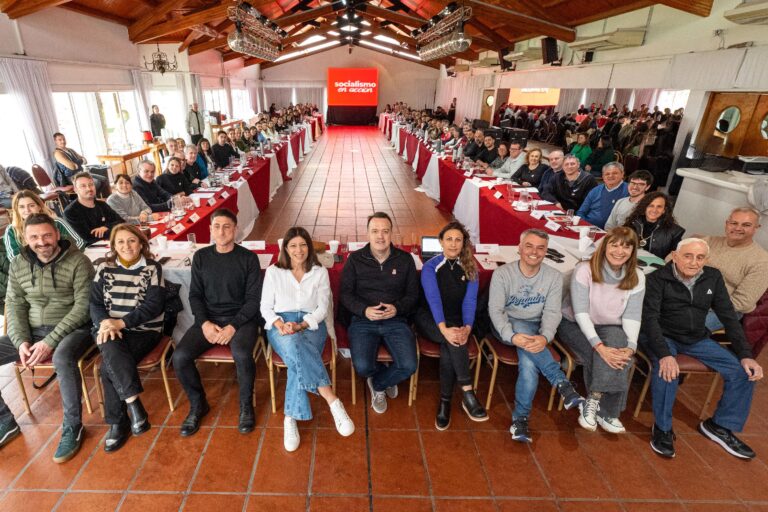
top-left (283, 24), bottom-right (334, 46)
top-left (364, 4), bottom-right (426, 29)
top-left (467, 18), bottom-right (512, 50)
top-left (4, 0), bottom-right (71, 19)
top-left (129, 0), bottom-right (189, 41)
top-left (222, 51), bottom-right (243, 62)
top-left (132, 3), bottom-right (231, 43)
top-left (188, 36), bottom-right (229, 55)
top-left (59, 3), bottom-right (132, 25)
top-left (243, 57), bottom-right (267, 68)
top-left (568, 0), bottom-right (652, 26)
top-left (261, 44), bottom-right (343, 69)
top-left (178, 30), bottom-right (203, 52)
top-left (273, 4), bottom-right (336, 27)
top-left (463, 0), bottom-right (576, 42)
top-left (656, 0), bottom-right (713, 16)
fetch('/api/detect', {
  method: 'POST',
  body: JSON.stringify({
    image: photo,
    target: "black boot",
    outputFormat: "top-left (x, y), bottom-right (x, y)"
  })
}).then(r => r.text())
top-left (127, 398), bottom-right (150, 436)
top-left (104, 417), bottom-right (131, 453)
top-left (435, 397), bottom-right (451, 431)
top-left (181, 401), bottom-right (210, 437)
top-left (238, 401), bottom-right (255, 434)
top-left (461, 389), bottom-right (488, 422)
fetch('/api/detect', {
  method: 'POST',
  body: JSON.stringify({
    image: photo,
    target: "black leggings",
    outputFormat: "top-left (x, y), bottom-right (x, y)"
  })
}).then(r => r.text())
top-left (413, 308), bottom-right (472, 399)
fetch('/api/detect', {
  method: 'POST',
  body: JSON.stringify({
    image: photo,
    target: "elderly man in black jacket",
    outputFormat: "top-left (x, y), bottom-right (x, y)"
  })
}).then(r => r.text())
top-left (132, 161), bottom-right (171, 212)
top-left (642, 237), bottom-right (763, 460)
top-left (340, 212), bottom-right (418, 415)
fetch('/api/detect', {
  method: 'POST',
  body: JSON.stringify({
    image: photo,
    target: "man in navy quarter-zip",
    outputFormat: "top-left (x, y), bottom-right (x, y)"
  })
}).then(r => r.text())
top-left (340, 212), bottom-right (418, 414)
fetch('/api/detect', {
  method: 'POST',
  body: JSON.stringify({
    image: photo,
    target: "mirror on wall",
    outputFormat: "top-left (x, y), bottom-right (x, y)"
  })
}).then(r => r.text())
top-left (715, 106), bottom-right (741, 134)
top-left (761, 114), bottom-right (768, 139)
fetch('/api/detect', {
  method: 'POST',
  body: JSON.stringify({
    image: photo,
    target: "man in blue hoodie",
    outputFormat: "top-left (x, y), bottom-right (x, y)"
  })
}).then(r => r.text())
top-left (577, 162), bottom-right (628, 229)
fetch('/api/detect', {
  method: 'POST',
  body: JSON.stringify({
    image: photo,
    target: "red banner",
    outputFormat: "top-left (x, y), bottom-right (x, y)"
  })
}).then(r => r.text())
top-left (327, 68), bottom-right (378, 106)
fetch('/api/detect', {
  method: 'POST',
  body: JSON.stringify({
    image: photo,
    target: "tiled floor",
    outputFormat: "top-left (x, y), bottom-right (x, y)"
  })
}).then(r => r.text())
top-left (2, 127), bottom-right (768, 512)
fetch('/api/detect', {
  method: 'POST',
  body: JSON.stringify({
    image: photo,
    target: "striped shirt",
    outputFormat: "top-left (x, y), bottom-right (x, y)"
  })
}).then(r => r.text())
top-left (4, 217), bottom-right (85, 261)
top-left (90, 257), bottom-right (165, 333)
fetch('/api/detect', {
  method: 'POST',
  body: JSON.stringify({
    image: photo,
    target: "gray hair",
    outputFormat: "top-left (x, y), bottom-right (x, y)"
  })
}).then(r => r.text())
top-left (549, 150), bottom-right (564, 158)
top-left (729, 206), bottom-right (761, 223)
top-left (184, 144), bottom-right (198, 153)
top-left (138, 159), bottom-right (155, 171)
top-left (520, 228), bottom-right (549, 244)
top-left (676, 237), bottom-right (710, 256)
top-left (603, 161), bottom-right (624, 174)
top-left (563, 154), bottom-right (580, 164)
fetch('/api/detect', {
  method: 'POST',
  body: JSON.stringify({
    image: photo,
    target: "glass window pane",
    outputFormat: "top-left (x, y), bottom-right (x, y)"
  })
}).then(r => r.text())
top-left (0, 94), bottom-right (35, 169)
top-left (70, 92), bottom-right (105, 163)
top-left (117, 91), bottom-right (143, 149)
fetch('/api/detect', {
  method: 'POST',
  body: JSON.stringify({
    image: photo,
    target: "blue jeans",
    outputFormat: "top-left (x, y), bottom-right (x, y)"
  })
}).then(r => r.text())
top-left (704, 310), bottom-right (742, 332)
top-left (650, 337), bottom-right (754, 432)
top-left (267, 311), bottom-right (330, 421)
top-left (496, 319), bottom-right (567, 420)
top-left (349, 316), bottom-right (417, 392)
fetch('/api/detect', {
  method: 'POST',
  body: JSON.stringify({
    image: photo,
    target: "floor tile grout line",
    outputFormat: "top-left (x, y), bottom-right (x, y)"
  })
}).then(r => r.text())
top-left (304, 418), bottom-right (320, 512)
top-left (361, 381), bottom-right (374, 512)
top-left (240, 424), bottom-right (267, 512)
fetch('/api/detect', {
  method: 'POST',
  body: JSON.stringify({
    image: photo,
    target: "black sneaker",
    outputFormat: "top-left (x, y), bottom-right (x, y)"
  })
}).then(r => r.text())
top-left (510, 417), bottom-right (532, 443)
top-left (0, 419), bottom-right (21, 449)
top-left (698, 418), bottom-right (756, 460)
top-left (435, 398), bottom-right (451, 431)
top-left (53, 424), bottom-right (84, 463)
top-left (650, 424), bottom-right (676, 458)
top-left (556, 380), bottom-right (585, 410)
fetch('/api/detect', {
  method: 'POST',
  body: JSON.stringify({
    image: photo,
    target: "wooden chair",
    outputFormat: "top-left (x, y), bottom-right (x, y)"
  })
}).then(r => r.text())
top-left (411, 334), bottom-right (482, 401)
top-left (334, 322), bottom-right (417, 406)
top-left (480, 334), bottom-right (573, 411)
top-left (262, 333), bottom-right (337, 414)
top-left (92, 335), bottom-right (176, 417)
top-left (633, 349), bottom-right (720, 419)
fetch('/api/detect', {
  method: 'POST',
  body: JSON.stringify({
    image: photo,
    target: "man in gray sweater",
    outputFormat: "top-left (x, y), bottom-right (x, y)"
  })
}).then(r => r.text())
top-left (488, 228), bottom-right (584, 442)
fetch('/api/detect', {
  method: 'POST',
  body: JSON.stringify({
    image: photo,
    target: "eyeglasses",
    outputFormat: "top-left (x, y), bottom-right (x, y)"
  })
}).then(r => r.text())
top-left (628, 181), bottom-right (648, 187)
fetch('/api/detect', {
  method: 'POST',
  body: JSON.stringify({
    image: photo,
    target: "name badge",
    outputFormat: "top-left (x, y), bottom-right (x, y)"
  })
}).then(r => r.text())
top-left (463, 170), bottom-right (472, 177)
top-left (544, 219), bottom-right (561, 232)
top-left (207, 198), bottom-right (217, 207)
top-left (221, 191), bottom-right (230, 199)
top-left (171, 223), bottom-right (185, 234)
top-left (530, 211), bottom-right (545, 220)
top-left (494, 191), bottom-right (503, 200)
top-left (475, 243), bottom-right (499, 253)
top-left (189, 213), bottom-right (200, 223)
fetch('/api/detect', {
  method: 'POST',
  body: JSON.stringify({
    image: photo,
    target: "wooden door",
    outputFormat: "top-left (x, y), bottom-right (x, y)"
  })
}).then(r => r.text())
top-left (479, 89), bottom-right (495, 124)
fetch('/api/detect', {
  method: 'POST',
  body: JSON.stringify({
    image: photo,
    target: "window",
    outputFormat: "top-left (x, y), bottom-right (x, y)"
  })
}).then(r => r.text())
top-left (53, 91), bottom-right (143, 163)
top-left (149, 89), bottom-right (186, 139)
top-left (0, 93), bottom-right (35, 170)
top-left (203, 89), bottom-right (228, 117)
top-left (231, 88), bottom-right (254, 121)
top-left (655, 90), bottom-right (690, 111)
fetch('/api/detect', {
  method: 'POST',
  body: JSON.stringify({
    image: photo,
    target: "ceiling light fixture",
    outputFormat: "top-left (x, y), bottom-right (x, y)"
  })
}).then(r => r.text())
top-left (227, 1), bottom-right (285, 61)
top-left (411, 3), bottom-right (472, 61)
top-left (143, 43), bottom-right (178, 74)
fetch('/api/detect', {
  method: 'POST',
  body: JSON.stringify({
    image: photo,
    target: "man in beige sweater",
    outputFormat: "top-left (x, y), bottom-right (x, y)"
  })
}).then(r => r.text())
top-left (703, 207), bottom-right (768, 331)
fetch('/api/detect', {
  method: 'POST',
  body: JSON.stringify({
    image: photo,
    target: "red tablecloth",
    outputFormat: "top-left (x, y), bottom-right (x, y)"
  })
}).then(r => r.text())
top-left (398, 127), bottom-right (407, 156)
top-left (155, 157), bottom-right (271, 244)
top-left (386, 118), bottom-right (393, 140)
top-left (291, 131), bottom-right (301, 164)
top-left (415, 140), bottom-right (432, 180)
top-left (405, 131), bottom-right (418, 166)
top-left (274, 142), bottom-right (290, 181)
top-left (436, 158), bottom-right (467, 213)
top-left (310, 119), bottom-right (317, 141)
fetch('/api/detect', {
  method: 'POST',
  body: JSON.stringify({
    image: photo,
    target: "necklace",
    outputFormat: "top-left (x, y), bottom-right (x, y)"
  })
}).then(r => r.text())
top-left (446, 258), bottom-right (459, 271)
top-left (638, 222), bottom-right (658, 248)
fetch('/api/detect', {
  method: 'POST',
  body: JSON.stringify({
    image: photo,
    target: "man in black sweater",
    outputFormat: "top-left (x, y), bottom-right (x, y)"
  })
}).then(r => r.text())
top-left (211, 131), bottom-right (238, 169)
top-left (551, 154), bottom-right (598, 212)
top-left (172, 208), bottom-right (261, 436)
top-left (642, 238), bottom-right (763, 460)
top-left (155, 157), bottom-right (195, 197)
top-left (340, 212), bottom-right (418, 415)
top-left (133, 161), bottom-right (171, 212)
top-left (473, 134), bottom-right (498, 165)
top-left (64, 172), bottom-right (124, 245)
top-left (463, 129), bottom-right (484, 161)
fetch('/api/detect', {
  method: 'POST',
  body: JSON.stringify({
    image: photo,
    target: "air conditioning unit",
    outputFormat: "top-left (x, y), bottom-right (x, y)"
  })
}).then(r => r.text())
top-left (568, 28), bottom-right (646, 51)
top-left (476, 56), bottom-right (500, 67)
top-left (502, 48), bottom-right (540, 62)
top-left (724, 0), bottom-right (768, 24)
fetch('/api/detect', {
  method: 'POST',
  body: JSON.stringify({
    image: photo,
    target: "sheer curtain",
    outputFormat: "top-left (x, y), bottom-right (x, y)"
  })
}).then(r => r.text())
top-left (295, 87), bottom-right (323, 107)
top-left (555, 88), bottom-right (585, 114)
top-left (131, 70), bottom-right (151, 131)
top-left (264, 87), bottom-right (293, 109)
top-left (189, 74), bottom-right (203, 106)
top-left (0, 58), bottom-right (59, 176)
top-left (435, 73), bottom-right (495, 123)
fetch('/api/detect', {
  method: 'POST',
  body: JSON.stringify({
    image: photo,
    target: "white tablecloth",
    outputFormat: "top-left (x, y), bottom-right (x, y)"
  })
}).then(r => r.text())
top-left (420, 154), bottom-right (440, 201)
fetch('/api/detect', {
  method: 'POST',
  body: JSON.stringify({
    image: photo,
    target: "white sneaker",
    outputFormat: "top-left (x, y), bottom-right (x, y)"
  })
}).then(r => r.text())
top-left (329, 399), bottom-right (355, 437)
top-left (283, 416), bottom-right (300, 452)
top-left (367, 377), bottom-right (388, 414)
top-left (385, 383), bottom-right (399, 399)
top-left (597, 416), bottom-right (626, 434)
top-left (578, 397), bottom-right (600, 432)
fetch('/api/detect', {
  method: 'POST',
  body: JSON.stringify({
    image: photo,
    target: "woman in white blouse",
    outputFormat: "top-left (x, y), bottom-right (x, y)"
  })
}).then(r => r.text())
top-left (260, 227), bottom-right (354, 452)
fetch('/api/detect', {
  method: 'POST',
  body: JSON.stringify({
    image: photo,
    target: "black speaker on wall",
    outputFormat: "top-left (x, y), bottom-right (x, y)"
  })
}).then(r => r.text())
top-left (541, 37), bottom-right (558, 64)
top-left (584, 50), bottom-right (594, 63)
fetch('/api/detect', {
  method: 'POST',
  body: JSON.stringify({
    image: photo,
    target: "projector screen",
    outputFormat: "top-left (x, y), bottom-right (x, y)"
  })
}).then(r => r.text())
top-left (327, 68), bottom-right (379, 107)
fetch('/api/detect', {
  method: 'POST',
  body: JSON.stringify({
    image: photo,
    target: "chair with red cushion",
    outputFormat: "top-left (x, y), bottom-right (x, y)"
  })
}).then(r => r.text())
top-left (480, 334), bottom-right (573, 411)
top-left (411, 334), bottom-right (482, 402)
top-left (92, 335), bottom-right (176, 417)
top-left (264, 333), bottom-right (336, 414)
top-left (31, 164), bottom-right (71, 213)
top-left (194, 339), bottom-right (264, 406)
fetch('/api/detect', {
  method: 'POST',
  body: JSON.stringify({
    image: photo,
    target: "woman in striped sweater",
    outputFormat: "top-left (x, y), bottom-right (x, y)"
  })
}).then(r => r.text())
top-left (90, 224), bottom-right (165, 453)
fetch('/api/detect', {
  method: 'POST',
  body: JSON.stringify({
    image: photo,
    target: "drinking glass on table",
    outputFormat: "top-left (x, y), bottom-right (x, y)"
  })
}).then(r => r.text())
top-left (587, 227), bottom-right (598, 242)
top-left (187, 233), bottom-right (197, 250)
top-left (565, 209), bottom-right (575, 227)
top-left (530, 199), bottom-right (539, 214)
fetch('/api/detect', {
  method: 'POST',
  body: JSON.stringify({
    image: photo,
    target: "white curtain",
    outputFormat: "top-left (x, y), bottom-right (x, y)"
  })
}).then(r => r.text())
top-left (632, 88), bottom-right (657, 109)
top-left (223, 76), bottom-right (233, 119)
top-left (555, 88), bottom-right (585, 114)
top-left (0, 58), bottom-right (59, 176)
top-left (612, 89), bottom-right (633, 109)
top-left (247, 79), bottom-right (261, 115)
top-left (295, 87), bottom-right (323, 107)
top-left (264, 87), bottom-right (293, 109)
top-left (189, 73), bottom-right (203, 106)
top-left (131, 70), bottom-right (151, 131)
top-left (176, 73), bottom-right (190, 114)
top-left (435, 73), bottom-right (495, 123)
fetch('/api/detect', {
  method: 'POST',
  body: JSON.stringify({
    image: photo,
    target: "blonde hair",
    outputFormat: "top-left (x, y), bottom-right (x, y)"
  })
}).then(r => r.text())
top-left (11, 191), bottom-right (56, 245)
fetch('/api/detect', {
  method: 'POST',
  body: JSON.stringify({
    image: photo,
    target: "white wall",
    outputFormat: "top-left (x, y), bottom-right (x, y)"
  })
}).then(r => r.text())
top-left (261, 45), bottom-right (440, 110)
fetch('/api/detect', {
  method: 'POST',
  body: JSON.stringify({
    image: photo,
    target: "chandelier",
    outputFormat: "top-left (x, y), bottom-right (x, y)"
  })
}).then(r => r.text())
top-left (413, 3), bottom-right (472, 61)
top-left (143, 43), bottom-right (178, 74)
top-left (227, 1), bottom-right (285, 61)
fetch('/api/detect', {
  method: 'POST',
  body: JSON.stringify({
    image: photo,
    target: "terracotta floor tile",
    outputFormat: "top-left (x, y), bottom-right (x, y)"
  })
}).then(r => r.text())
top-left (191, 428), bottom-right (259, 492)
top-left (623, 503), bottom-right (687, 512)
top-left (56, 491), bottom-right (122, 511)
top-left (182, 493), bottom-right (245, 511)
top-left (496, 500), bottom-right (560, 512)
top-left (246, 495), bottom-right (307, 511)
top-left (369, 430), bottom-right (429, 496)
top-left (0, 490), bottom-right (62, 512)
top-left (14, 426), bottom-right (106, 490)
top-left (309, 496), bottom-right (369, 512)
top-left (130, 427), bottom-right (209, 491)
top-left (72, 428), bottom-right (155, 490)
top-left (0, 424), bottom-right (58, 487)
top-left (473, 431), bottom-right (551, 498)
top-left (372, 497), bottom-right (433, 512)
top-left (558, 501), bottom-right (624, 512)
top-left (433, 498), bottom-right (496, 512)
top-left (684, 504), bottom-right (750, 512)
top-left (310, 427), bottom-right (368, 495)
top-left (119, 493), bottom-right (184, 512)
top-left (421, 431), bottom-right (491, 497)
top-left (250, 427), bottom-right (312, 494)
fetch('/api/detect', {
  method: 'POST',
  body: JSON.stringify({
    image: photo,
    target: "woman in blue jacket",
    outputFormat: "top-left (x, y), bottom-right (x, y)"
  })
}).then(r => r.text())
top-left (414, 221), bottom-right (488, 430)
